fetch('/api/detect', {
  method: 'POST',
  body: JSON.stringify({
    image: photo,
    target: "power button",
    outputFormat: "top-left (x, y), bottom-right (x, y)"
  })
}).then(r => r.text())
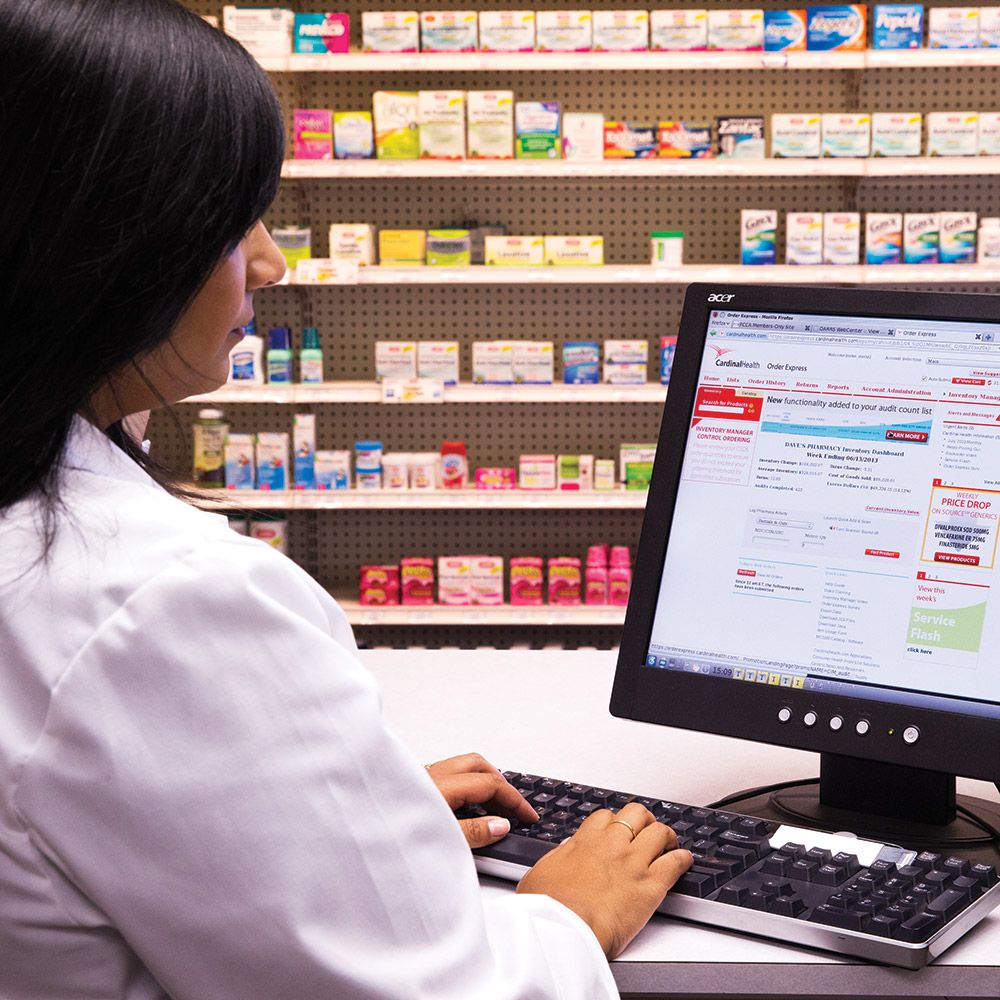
top-left (903, 726), bottom-right (920, 745)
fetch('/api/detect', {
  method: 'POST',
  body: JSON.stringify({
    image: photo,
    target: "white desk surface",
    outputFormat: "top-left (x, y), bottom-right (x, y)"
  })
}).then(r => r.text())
top-left (361, 648), bottom-right (1000, 998)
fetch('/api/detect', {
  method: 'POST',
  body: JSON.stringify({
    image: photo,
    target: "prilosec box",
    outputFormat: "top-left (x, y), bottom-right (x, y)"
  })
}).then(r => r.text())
top-left (329, 224), bottom-right (375, 265)
top-left (823, 212), bottom-right (861, 264)
top-left (650, 10), bottom-right (707, 50)
top-left (467, 91), bottom-right (514, 159)
top-left (373, 91), bottom-right (419, 159)
top-left (420, 11), bottom-right (477, 52)
top-left (544, 236), bottom-right (604, 266)
top-left (479, 11), bottom-right (535, 52)
top-left (904, 213), bottom-right (940, 263)
top-left (536, 10), bottom-right (592, 51)
top-left (708, 10), bottom-right (764, 50)
top-left (293, 13), bottom-right (350, 54)
top-left (927, 112), bottom-right (979, 156)
top-left (764, 9), bottom-right (807, 51)
top-left (741, 210), bottom-right (777, 265)
top-left (516, 101), bottom-right (561, 159)
top-left (334, 111), bottom-right (374, 158)
top-left (771, 114), bottom-right (822, 157)
top-left (473, 341), bottom-right (515, 383)
top-left (417, 341), bottom-right (460, 383)
top-left (928, 7), bottom-right (978, 48)
top-left (418, 91), bottom-right (465, 159)
top-left (822, 113), bottom-right (871, 157)
top-left (981, 7), bottom-right (1000, 47)
top-left (563, 113), bottom-right (605, 160)
top-left (806, 5), bottom-right (867, 50)
top-left (871, 113), bottom-right (923, 156)
top-left (872, 4), bottom-right (924, 48)
top-left (484, 235), bottom-right (544, 265)
top-left (979, 112), bottom-right (1000, 155)
top-left (940, 212), bottom-right (977, 263)
top-left (222, 6), bottom-right (293, 57)
top-left (362, 11), bottom-right (419, 52)
top-left (592, 10), bottom-right (649, 51)
top-left (786, 213), bottom-right (823, 264)
top-left (865, 213), bottom-right (903, 264)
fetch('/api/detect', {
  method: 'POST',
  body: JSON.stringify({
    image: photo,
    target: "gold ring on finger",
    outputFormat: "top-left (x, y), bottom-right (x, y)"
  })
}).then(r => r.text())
top-left (610, 818), bottom-right (637, 841)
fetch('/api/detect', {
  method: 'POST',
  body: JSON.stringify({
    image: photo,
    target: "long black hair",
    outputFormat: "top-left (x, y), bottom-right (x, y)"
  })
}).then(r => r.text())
top-left (0, 0), bottom-right (284, 524)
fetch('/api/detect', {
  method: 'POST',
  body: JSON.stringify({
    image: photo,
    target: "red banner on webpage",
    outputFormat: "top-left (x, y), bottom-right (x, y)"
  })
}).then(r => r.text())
top-left (692, 386), bottom-right (765, 424)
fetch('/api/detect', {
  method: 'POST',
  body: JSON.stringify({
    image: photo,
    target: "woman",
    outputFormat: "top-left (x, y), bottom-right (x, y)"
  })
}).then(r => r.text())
top-left (0, 2), bottom-right (692, 997)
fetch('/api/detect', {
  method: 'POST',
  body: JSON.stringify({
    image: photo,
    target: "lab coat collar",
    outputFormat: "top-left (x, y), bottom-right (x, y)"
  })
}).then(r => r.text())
top-left (64, 416), bottom-right (161, 490)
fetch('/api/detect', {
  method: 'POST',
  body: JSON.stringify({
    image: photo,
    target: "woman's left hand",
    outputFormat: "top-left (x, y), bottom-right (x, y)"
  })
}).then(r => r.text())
top-left (426, 753), bottom-right (540, 849)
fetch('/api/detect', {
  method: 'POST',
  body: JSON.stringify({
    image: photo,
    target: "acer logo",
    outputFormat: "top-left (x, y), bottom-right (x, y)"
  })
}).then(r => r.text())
top-left (707, 293), bottom-right (735, 302)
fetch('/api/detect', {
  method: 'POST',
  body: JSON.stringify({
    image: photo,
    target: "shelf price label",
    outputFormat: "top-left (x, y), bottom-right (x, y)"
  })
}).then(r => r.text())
top-left (380, 378), bottom-right (445, 404)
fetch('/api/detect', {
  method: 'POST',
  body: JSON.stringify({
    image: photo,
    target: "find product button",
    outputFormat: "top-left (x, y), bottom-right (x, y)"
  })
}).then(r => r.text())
top-left (903, 726), bottom-right (920, 745)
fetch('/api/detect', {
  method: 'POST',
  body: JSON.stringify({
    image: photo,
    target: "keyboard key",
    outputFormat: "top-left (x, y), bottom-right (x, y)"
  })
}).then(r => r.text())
top-left (870, 915), bottom-right (900, 938)
top-left (566, 784), bottom-right (591, 797)
top-left (717, 830), bottom-right (770, 857)
top-left (746, 890), bottom-right (772, 911)
top-left (882, 875), bottom-right (912, 894)
top-left (943, 857), bottom-right (971, 878)
top-left (895, 865), bottom-right (923, 882)
top-left (927, 888), bottom-right (970, 922)
top-left (761, 853), bottom-right (794, 877)
top-left (813, 864), bottom-right (849, 887)
top-left (869, 859), bottom-right (896, 878)
top-left (711, 812), bottom-right (739, 830)
top-left (856, 873), bottom-right (884, 893)
top-left (718, 884), bottom-right (749, 907)
top-left (771, 894), bottom-right (807, 918)
top-left (688, 808), bottom-right (715, 823)
top-left (694, 824), bottom-right (722, 840)
top-left (672, 867), bottom-right (720, 898)
top-left (805, 847), bottom-right (833, 866)
top-left (610, 793), bottom-right (633, 809)
top-left (832, 852), bottom-right (862, 877)
top-left (657, 802), bottom-right (690, 821)
top-left (856, 897), bottom-right (887, 917)
top-left (779, 842), bottom-right (807, 860)
top-left (718, 844), bottom-right (758, 866)
top-left (871, 887), bottom-right (900, 906)
top-left (790, 860), bottom-right (819, 881)
top-left (736, 817), bottom-right (771, 836)
top-left (531, 792), bottom-right (557, 807)
top-left (914, 851), bottom-right (943, 873)
top-left (952, 875), bottom-right (983, 901)
top-left (923, 870), bottom-right (953, 891)
top-left (897, 911), bottom-right (943, 942)
top-left (577, 801), bottom-right (603, 816)
top-left (634, 797), bottom-right (659, 811)
top-left (883, 902), bottom-right (917, 922)
top-left (825, 892), bottom-right (850, 909)
top-left (970, 864), bottom-right (999, 888)
top-left (698, 855), bottom-right (745, 880)
top-left (810, 905), bottom-right (871, 932)
top-left (553, 796), bottom-right (580, 810)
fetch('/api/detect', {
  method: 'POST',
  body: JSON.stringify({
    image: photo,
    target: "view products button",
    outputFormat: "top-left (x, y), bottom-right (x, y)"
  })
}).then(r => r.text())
top-left (934, 552), bottom-right (980, 566)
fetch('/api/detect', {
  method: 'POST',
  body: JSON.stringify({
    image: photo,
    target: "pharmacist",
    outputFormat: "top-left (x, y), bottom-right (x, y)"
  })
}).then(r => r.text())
top-left (0, 2), bottom-right (691, 998)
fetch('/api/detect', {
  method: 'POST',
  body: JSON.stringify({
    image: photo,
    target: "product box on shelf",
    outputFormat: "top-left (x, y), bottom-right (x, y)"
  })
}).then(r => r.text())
top-left (980, 112), bottom-right (1000, 154)
top-left (293, 13), bottom-right (350, 53)
top-left (293, 109), bottom-right (333, 160)
top-left (471, 556), bottom-right (505, 605)
top-left (594, 459), bottom-right (616, 490)
top-left (515, 101), bottom-right (562, 158)
top-left (603, 362), bottom-right (647, 384)
top-left (604, 122), bottom-right (658, 158)
top-left (376, 341), bottom-right (417, 380)
top-left (764, 9), bottom-right (807, 50)
top-left (806, 5), bottom-right (867, 50)
top-left (872, 4), bottom-right (924, 48)
top-left (982, 7), bottom-right (1000, 46)
top-left (256, 432), bottom-right (289, 491)
top-left (401, 557), bottom-right (435, 605)
top-left (426, 230), bottom-right (471, 266)
top-left (420, 11), bottom-right (478, 52)
top-left (707, 9), bottom-right (764, 50)
top-left (467, 91), bottom-right (515, 159)
top-left (479, 11), bottom-right (535, 52)
top-left (475, 467), bottom-right (517, 489)
top-left (741, 210), bottom-right (777, 265)
top-left (563, 112), bottom-right (605, 159)
top-left (472, 341), bottom-right (515, 383)
top-left (658, 121), bottom-right (712, 157)
top-left (979, 218), bottom-right (1000, 262)
top-left (360, 565), bottom-right (400, 606)
top-left (563, 341), bottom-right (600, 383)
top-left (536, 10), bottom-right (593, 51)
top-left (544, 236), bottom-right (604, 266)
top-left (592, 10), bottom-right (649, 51)
top-left (620, 443), bottom-right (657, 483)
top-left (378, 229), bottom-right (426, 265)
top-left (292, 414), bottom-right (316, 489)
top-left (438, 556), bottom-right (473, 605)
top-left (871, 113), bottom-right (923, 156)
top-left (409, 453), bottom-right (438, 490)
top-left (224, 433), bottom-right (256, 490)
top-left (418, 91), bottom-right (465, 159)
top-left (940, 211), bottom-right (977, 263)
top-left (557, 454), bottom-right (594, 490)
top-left (373, 91), bottom-right (419, 159)
top-left (650, 9), bottom-right (708, 50)
top-left (904, 212), bottom-right (941, 263)
top-left (821, 113), bottom-right (871, 157)
top-left (222, 6), bottom-right (293, 57)
top-left (334, 112), bottom-right (374, 158)
top-left (362, 11), bottom-right (419, 51)
top-left (786, 212), bottom-right (824, 264)
top-left (823, 212), bottom-right (861, 264)
top-left (510, 556), bottom-right (544, 605)
top-left (329, 224), bottom-right (375, 265)
top-left (926, 112), bottom-right (979, 156)
top-left (771, 114), bottom-right (822, 157)
top-left (314, 450), bottom-right (351, 490)
top-left (512, 341), bottom-right (555, 383)
top-left (519, 454), bottom-right (557, 490)
top-left (865, 213), bottom-right (903, 264)
top-left (417, 341), bottom-right (460, 383)
top-left (660, 336), bottom-right (678, 383)
top-left (548, 557), bottom-right (582, 605)
top-left (484, 235), bottom-right (544, 265)
top-left (928, 6), bottom-right (979, 48)
top-left (717, 116), bottom-right (765, 158)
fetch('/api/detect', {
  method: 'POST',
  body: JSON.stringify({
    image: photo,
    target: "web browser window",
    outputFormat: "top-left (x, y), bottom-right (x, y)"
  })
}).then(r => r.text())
top-left (647, 308), bottom-right (1000, 720)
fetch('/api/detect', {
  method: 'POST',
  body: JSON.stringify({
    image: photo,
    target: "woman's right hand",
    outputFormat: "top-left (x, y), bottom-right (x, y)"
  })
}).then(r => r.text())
top-left (515, 803), bottom-right (693, 960)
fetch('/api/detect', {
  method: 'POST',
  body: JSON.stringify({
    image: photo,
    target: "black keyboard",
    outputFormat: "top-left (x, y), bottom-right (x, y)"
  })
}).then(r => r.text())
top-left (458, 771), bottom-right (1000, 969)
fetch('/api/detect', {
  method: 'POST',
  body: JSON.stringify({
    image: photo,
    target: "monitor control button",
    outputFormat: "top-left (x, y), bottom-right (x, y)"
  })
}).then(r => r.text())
top-left (855, 719), bottom-right (870, 736)
top-left (829, 715), bottom-right (844, 732)
top-left (803, 710), bottom-right (818, 728)
top-left (778, 707), bottom-right (793, 724)
top-left (903, 726), bottom-right (920, 745)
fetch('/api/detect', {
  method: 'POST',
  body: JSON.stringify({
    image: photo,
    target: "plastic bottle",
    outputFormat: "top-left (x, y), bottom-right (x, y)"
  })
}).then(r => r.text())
top-left (267, 326), bottom-right (293, 383)
top-left (192, 408), bottom-right (229, 488)
top-left (300, 326), bottom-right (325, 383)
top-left (440, 440), bottom-right (468, 489)
top-left (228, 317), bottom-right (264, 384)
top-left (609, 545), bottom-right (632, 606)
top-left (585, 544), bottom-right (609, 605)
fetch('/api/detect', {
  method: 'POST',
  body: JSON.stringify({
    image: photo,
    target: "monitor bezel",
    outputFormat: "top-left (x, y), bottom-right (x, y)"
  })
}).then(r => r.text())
top-left (610, 283), bottom-right (1000, 783)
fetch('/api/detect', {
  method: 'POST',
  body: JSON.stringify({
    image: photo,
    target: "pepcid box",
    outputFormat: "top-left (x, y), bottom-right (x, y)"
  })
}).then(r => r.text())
top-left (467, 91), bottom-right (514, 159)
top-left (361, 11), bottom-right (419, 52)
top-left (865, 213), bottom-right (903, 264)
top-left (479, 11), bottom-right (535, 51)
top-left (420, 11), bottom-right (477, 52)
top-left (872, 4), bottom-right (924, 48)
top-left (806, 5), bottom-right (867, 50)
top-left (871, 112), bottom-right (923, 156)
top-left (708, 9), bottom-right (764, 50)
top-left (771, 114), bottom-right (821, 157)
top-left (536, 10), bottom-right (592, 51)
top-left (928, 7), bottom-right (978, 48)
top-left (592, 10), bottom-right (649, 51)
top-left (764, 9), bottom-right (807, 50)
top-left (650, 10), bottom-right (707, 50)
top-left (926, 111), bottom-right (979, 156)
top-left (822, 113), bottom-right (871, 157)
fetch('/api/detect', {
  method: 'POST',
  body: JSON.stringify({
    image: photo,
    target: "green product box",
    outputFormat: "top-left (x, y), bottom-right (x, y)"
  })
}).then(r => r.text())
top-left (426, 229), bottom-right (472, 266)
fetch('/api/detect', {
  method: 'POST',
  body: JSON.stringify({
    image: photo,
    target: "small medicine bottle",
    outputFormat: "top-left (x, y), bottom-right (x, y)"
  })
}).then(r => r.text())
top-left (300, 326), bottom-right (325, 383)
top-left (650, 230), bottom-right (684, 267)
top-left (440, 440), bottom-right (468, 489)
top-left (192, 408), bottom-right (229, 488)
top-left (267, 326), bottom-right (293, 383)
top-left (228, 317), bottom-right (264, 384)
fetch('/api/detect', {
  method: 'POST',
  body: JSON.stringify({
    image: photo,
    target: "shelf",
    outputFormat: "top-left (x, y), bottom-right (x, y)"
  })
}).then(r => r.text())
top-left (199, 489), bottom-right (648, 510)
top-left (338, 599), bottom-right (626, 626)
top-left (183, 382), bottom-right (668, 404)
top-left (282, 157), bottom-right (1000, 181)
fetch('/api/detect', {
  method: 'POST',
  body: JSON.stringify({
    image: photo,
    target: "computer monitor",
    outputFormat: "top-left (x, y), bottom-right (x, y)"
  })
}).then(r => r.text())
top-left (611, 284), bottom-right (1000, 861)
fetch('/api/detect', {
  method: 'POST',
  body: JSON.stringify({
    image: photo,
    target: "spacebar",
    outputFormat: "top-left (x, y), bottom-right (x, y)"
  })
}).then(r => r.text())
top-left (475, 835), bottom-right (558, 867)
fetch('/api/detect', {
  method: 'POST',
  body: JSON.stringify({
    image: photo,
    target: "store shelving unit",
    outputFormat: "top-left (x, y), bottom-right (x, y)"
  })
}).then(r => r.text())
top-left (338, 599), bottom-right (626, 627)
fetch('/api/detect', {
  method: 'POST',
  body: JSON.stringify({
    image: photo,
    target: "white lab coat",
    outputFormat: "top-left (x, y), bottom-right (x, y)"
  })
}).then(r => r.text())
top-left (0, 418), bottom-right (618, 1000)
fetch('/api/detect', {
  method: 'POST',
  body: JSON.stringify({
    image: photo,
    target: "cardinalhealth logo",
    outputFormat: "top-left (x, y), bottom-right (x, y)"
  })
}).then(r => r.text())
top-left (709, 345), bottom-right (735, 360)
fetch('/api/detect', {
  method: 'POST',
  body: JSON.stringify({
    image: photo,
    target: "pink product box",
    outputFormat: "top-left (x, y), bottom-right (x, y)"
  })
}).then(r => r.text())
top-left (360, 565), bottom-right (399, 605)
top-left (475, 467), bottom-right (517, 490)
top-left (471, 555), bottom-right (505, 605)
top-left (438, 555), bottom-right (474, 605)
top-left (609, 565), bottom-right (631, 606)
top-left (548, 556), bottom-right (582, 605)
top-left (510, 556), bottom-right (544, 605)
top-left (585, 565), bottom-right (608, 605)
top-left (294, 109), bottom-right (333, 160)
top-left (401, 556), bottom-right (435, 605)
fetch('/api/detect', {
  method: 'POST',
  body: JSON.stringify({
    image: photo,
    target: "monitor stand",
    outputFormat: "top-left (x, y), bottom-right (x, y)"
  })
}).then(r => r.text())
top-left (729, 753), bottom-right (1000, 868)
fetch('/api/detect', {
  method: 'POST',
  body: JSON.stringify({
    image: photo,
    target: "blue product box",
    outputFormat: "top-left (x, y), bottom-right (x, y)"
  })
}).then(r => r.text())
top-left (807, 5), bottom-right (867, 50)
top-left (872, 4), bottom-right (924, 48)
top-left (294, 450), bottom-right (315, 490)
top-left (563, 341), bottom-right (600, 384)
top-left (764, 10), bottom-right (807, 51)
top-left (660, 337), bottom-right (677, 385)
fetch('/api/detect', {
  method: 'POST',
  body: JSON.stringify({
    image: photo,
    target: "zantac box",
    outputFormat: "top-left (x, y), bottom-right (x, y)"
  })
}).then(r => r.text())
top-left (806, 5), bottom-right (867, 50)
top-left (650, 9), bottom-right (707, 50)
top-left (479, 11), bottom-right (535, 52)
top-left (871, 113), bottom-right (923, 156)
top-left (536, 10), bottom-right (592, 51)
top-left (872, 4), bottom-right (924, 48)
top-left (544, 236), bottom-right (604, 266)
top-left (293, 13), bottom-right (350, 53)
top-left (361, 11), bottom-right (419, 52)
top-left (484, 235), bottom-right (544, 266)
top-left (786, 212), bottom-right (824, 264)
top-left (865, 213), bottom-right (903, 264)
top-left (718, 116), bottom-right (765, 159)
top-left (771, 114), bottom-right (822, 157)
top-left (764, 9), bottom-right (807, 50)
top-left (420, 11), bottom-right (478, 52)
top-left (592, 10), bottom-right (649, 51)
top-left (418, 91), bottom-right (465, 160)
top-left (708, 9), bottom-right (764, 50)
top-left (467, 91), bottom-right (514, 159)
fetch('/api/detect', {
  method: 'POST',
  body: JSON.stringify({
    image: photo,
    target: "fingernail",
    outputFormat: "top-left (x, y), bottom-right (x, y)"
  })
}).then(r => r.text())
top-left (488, 818), bottom-right (511, 837)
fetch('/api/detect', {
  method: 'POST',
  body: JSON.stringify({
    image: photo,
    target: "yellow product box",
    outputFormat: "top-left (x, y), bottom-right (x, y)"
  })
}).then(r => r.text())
top-left (544, 235), bottom-right (604, 266)
top-left (378, 229), bottom-right (426, 266)
top-left (373, 91), bottom-right (419, 160)
top-left (328, 224), bottom-right (375, 265)
top-left (484, 235), bottom-right (544, 266)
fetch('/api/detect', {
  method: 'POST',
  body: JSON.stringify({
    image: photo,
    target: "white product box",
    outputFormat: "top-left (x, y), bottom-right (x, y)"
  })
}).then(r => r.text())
top-left (981, 7), bottom-right (1000, 46)
top-left (707, 9), bottom-right (764, 50)
top-left (928, 6), bottom-right (979, 48)
top-left (979, 111), bottom-right (1000, 155)
top-left (594, 458), bottom-right (615, 490)
top-left (418, 91), bottom-right (466, 160)
top-left (650, 10), bottom-right (708, 50)
top-left (562, 112), bottom-right (605, 160)
top-left (603, 362), bottom-right (647, 384)
top-left (328, 224), bottom-right (375, 265)
top-left (822, 114), bottom-right (871, 157)
top-left (292, 413), bottom-right (315, 489)
top-left (470, 556), bottom-right (505, 605)
top-left (375, 341), bottom-right (417, 380)
top-left (592, 10), bottom-right (649, 51)
top-left (978, 218), bottom-right (1000, 262)
top-left (361, 11), bottom-right (419, 52)
top-left (823, 213), bottom-right (861, 265)
top-left (543, 235), bottom-right (604, 266)
top-left (314, 450), bottom-right (351, 490)
top-left (222, 6), bottom-right (293, 57)
top-left (438, 556), bottom-right (473, 605)
top-left (536, 10), bottom-right (592, 51)
top-left (865, 213), bottom-right (903, 264)
top-left (927, 112), bottom-right (979, 156)
top-left (786, 213), bottom-right (824, 265)
top-left (467, 91), bottom-right (514, 159)
top-left (771, 114), bottom-right (822, 158)
top-left (485, 235), bottom-right (545, 266)
top-left (904, 213), bottom-right (941, 263)
top-left (604, 340), bottom-right (649, 365)
top-left (519, 454), bottom-right (557, 490)
top-left (479, 11), bottom-right (535, 51)
top-left (512, 341), bottom-right (555, 384)
top-left (871, 113), bottom-right (923, 157)
top-left (420, 11), bottom-right (477, 51)
top-left (255, 432), bottom-right (290, 491)
top-left (940, 211), bottom-right (978, 263)
top-left (417, 341), bottom-right (460, 384)
top-left (472, 341), bottom-right (515, 383)
top-left (224, 433), bottom-right (256, 490)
